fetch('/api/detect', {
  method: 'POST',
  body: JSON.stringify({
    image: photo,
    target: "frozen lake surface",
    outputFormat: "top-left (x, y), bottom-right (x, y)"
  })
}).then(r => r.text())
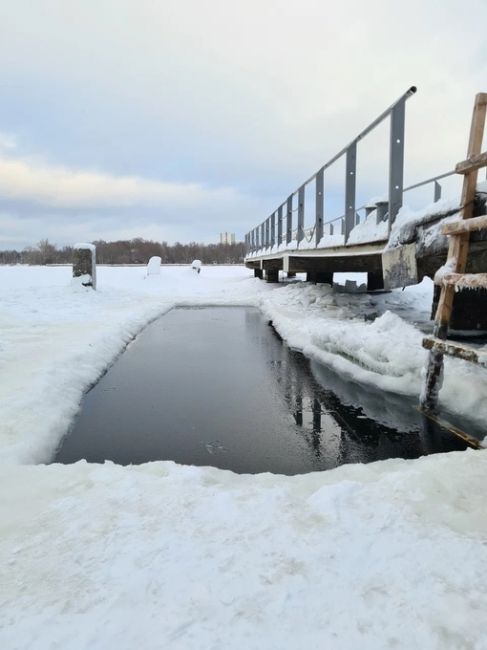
top-left (53, 307), bottom-right (465, 473)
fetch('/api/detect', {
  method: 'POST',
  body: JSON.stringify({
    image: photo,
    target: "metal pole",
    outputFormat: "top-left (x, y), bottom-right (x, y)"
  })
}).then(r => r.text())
top-left (261, 222), bottom-right (265, 250)
top-left (270, 212), bottom-right (275, 248)
top-left (315, 168), bottom-right (324, 246)
top-left (297, 185), bottom-right (305, 245)
top-left (388, 99), bottom-right (406, 228)
top-left (265, 218), bottom-right (270, 248)
top-left (434, 180), bottom-right (442, 202)
top-left (277, 205), bottom-right (283, 245)
top-left (286, 195), bottom-right (293, 244)
top-left (344, 142), bottom-right (357, 242)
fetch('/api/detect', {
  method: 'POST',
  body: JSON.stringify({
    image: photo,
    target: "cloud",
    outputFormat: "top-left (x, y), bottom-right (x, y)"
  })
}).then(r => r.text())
top-left (0, 152), bottom-right (247, 209)
top-left (0, 149), bottom-right (272, 248)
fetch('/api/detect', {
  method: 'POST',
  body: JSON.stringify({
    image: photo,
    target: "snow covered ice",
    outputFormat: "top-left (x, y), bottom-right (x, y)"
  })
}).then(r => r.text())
top-left (0, 264), bottom-right (486, 649)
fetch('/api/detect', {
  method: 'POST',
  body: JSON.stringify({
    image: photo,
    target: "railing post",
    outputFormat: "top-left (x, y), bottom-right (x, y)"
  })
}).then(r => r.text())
top-left (286, 195), bottom-right (293, 244)
top-left (261, 223), bottom-right (265, 250)
top-left (277, 205), bottom-right (283, 245)
top-left (376, 200), bottom-right (389, 224)
top-left (255, 228), bottom-right (259, 251)
top-left (270, 212), bottom-right (275, 248)
top-left (315, 169), bottom-right (324, 246)
top-left (297, 185), bottom-right (305, 245)
top-left (344, 142), bottom-right (357, 242)
top-left (434, 180), bottom-right (442, 202)
top-left (265, 218), bottom-right (269, 248)
top-left (388, 99), bottom-right (406, 228)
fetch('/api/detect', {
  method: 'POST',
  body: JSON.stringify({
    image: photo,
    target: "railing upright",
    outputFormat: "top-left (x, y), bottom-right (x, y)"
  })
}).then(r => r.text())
top-left (277, 205), bottom-right (283, 245)
top-left (286, 195), bottom-right (293, 244)
top-left (270, 212), bottom-right (276, 248)
top-left (344, 142), bottom-right (357, 242)
top-left (315, 168), bottom-right (324, 246)
top-left (388, 98), bottom-right (406, 229)
top-left (434, 180), bottom-right (442, 202)
top-left (297, 186), bottom-right (305, 245)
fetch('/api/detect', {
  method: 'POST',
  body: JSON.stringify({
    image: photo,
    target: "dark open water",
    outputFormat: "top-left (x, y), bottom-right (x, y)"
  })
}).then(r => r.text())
top-left (52, 307), bottom-right (466, 474)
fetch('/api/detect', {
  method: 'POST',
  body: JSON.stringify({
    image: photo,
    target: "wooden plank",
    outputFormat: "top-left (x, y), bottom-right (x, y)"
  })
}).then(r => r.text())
top-left (441, 272), bottom-right (487, 290)
top-left (455, 151), bottom-right (487, 174)
top-left (422, 336), bottom-right (486, 365)
top-left (442, 214), bottom-right (487, 235)
top-left (416, 406), bottom-right (482, 449)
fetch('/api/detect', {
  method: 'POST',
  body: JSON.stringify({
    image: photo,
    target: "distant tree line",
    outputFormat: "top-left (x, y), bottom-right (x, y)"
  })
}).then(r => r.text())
top-left (0, 238), bottom-right (247, 265)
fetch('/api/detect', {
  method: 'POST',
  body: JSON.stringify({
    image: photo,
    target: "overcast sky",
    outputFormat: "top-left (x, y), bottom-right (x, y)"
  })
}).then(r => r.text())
top-left (1, 0), bottom-right (486, 248)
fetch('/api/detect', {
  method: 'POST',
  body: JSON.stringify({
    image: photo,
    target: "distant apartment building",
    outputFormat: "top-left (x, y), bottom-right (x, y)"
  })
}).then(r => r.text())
top-left (220, 232), bottom-right (236, 245)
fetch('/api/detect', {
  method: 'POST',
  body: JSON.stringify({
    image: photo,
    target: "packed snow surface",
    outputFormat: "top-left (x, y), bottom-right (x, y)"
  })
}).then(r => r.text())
top-left (1, 264), bottom-right (487, 649)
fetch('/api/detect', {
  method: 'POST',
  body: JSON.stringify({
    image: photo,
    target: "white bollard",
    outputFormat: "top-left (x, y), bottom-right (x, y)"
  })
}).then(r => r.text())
top-left (146, 256), bottom-right (162, 276)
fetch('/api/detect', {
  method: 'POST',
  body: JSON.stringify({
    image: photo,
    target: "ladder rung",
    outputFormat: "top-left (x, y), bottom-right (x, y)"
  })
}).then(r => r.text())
top-left (441, 272), bottom-right (487, 290)
top-left (442, 214), bottom-right (487, 236)
top-left (423, 336), bottom-right (487, 365)
top-left (455, 151), bottom-right (487, 174)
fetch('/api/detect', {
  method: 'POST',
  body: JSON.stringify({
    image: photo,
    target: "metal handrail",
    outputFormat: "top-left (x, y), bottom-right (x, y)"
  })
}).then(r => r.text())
top-left (246, 87), bottom-right (418, 254)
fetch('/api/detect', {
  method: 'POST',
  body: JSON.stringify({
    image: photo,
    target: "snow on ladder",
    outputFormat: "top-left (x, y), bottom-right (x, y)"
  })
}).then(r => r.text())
top-left (420, 92), bottom-right (487, 415)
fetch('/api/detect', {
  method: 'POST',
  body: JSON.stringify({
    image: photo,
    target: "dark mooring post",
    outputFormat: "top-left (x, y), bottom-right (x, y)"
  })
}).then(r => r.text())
top-left (265, 269), bottom-right (279, 283)
top-left (367, 272), bottom-right (384, 291)
top-left (307, 271), bottom-right (333, 284)
top-left (73, 243), bottom-right (96, 289)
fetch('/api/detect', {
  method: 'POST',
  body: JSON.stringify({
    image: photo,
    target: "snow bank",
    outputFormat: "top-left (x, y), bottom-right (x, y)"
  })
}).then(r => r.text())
top-left (1, 450), bottom-right (486, 649)
top-left (347, 211), bottom-right (388, 245)
top-left (257, 280), bottom-right (487, 427)
top-left (388, 198), bottom-right (460, 249)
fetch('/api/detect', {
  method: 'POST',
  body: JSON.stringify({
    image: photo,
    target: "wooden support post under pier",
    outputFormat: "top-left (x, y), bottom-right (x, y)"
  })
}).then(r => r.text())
top-left (367, 272), bottom-right (384, 291)
top-left (265, 269), bottom-right (279, 283)
top-left (307, 271), bottom-right (334, 284)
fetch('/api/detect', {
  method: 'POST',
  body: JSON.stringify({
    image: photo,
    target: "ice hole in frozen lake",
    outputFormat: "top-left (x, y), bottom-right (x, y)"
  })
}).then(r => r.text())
top-left (52, 307), bottom-right (466, 474)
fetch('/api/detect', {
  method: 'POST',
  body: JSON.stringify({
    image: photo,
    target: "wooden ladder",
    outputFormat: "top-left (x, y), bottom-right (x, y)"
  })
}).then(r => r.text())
top-left (420, 92), bottom-right (487, 416)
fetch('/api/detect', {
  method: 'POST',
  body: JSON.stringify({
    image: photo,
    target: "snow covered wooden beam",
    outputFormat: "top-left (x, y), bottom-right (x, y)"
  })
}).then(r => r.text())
top-left (455, 151), bottom-right (487, 175)
top-left (422, 336), bottom-right (487, 366)
top-left (442, 214), bottom-right (487, 236)
top-left (72, 243), bottom-right (96, 289)
top-left (441, 272), bottom-right (487, 290)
